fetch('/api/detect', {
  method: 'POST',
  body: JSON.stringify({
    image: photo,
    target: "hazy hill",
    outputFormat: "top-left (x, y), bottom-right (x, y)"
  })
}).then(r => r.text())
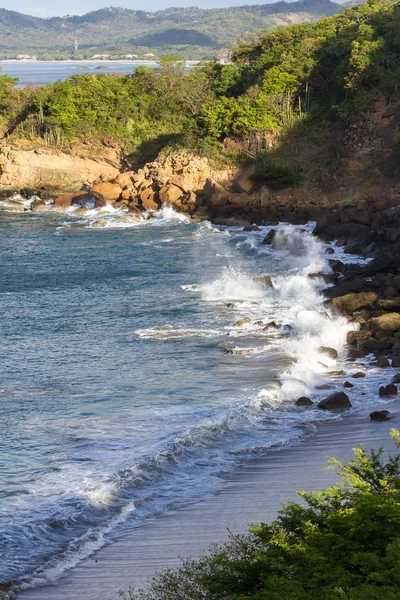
top-left (0, 0), bottom-right (344, 59)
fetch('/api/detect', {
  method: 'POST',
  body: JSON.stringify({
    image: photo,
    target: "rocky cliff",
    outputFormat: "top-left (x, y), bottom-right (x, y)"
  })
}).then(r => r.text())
top-left (0, 142), bottom-right (121, 197)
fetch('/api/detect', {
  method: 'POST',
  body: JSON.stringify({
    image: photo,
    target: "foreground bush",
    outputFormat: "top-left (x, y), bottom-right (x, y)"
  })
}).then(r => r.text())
top-left (123, 429), bottom-right (400, 600)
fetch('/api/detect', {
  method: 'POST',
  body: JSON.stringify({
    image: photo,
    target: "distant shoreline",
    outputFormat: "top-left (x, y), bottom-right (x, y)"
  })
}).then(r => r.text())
top-left (0, 59), bottom-right (200, 65)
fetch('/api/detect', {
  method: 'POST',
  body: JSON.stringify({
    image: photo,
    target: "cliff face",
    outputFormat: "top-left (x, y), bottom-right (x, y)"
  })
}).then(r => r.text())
top-left (0, 143), bottom-right (121, 196)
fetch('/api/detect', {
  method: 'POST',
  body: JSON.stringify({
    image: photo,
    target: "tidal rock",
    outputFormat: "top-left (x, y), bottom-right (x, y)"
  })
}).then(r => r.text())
top-left (234, 317), bottom-right (252, 327)
top-left (346, 330), bottom-right (372, 345)
top-left (377, 356), bottom-right (390, 368)
top-left (254, 321), bottom-right (264, 327)
top-left (5, 200), bottom-right (25, 212)
top-left (119, 214), bottom-right (142, 223)
top-left (72, 206), bottom-right (89, 216)
top-left (370, 410), bottom-right (391, 421)
top-left (243, 224), bottom-right (260, 232)
top-left (391, 357), bottom-right (400, 368)
top-left (319, 346), bottom-right (338, 359)
top-left (332, 292), bottom-right (377, 314)
top-left (159, 184), bottom-right (182, 204)
top-left (379, 384), bottom-right (398, 397)
top-left (91, 220), bottom-right (108, 228)
top-left (328, 370), bottom-right (345, 376)
top-left (255, 275), bottom-right (274, 289)
top-left (226, 303), bottom-right (237, 309)
top-left (344, 381), bottom-right (354, 388)
top-left (392, 373), bottom-right (400, 383)
top-left (295, 397), bottom-right (313, 406)
top-left (318, 392), bottom-right (352, 410)
top-left (30, 199), bottom-right (47, 212)
top-left (325, 247), bottom-right (335, 255)
top-left (347, 348), bottom-right (369, 359)
top-left (54, 190), bottom-right (91, 209)
top-left (368, 313), bottom-right (400, 334)
top-left (262, 229), bottom-right (276, 245)
top-left (224, 347), bottom-right (250, 356)
top-left (92, 181), bottom-right (122, 203)
top-left (115, 171), bottom-right (135, 189)
top-left (352, 371), bottom-right (366, 378)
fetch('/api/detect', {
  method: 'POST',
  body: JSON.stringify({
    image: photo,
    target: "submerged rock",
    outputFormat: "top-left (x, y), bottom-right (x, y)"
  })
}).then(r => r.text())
top-left (225, 303), bottom-right (237, 309)
top-left (119, 214), bottom-right (142, 223)
top-left (344, 381), bottom-right (354, 388)
top-left (328, 370), bottom-right (345, 376)
top-left (30, 199), bottom-right (47, 212)
top-left (370, 410), bottom-right (391, 421)
top-left (4, 200), bottom-right (24, 212)
top-left (233, 317), bottom-right (252, 327)
top-left (319, 346), bottom-right (338, 359)
top-left (352, 371), bottom-right (366, 378)
top-left (262, 229), bottom-right (276, 245)
top-left (243, 224), bottom-right (260, 232)
top-left (91, 220), bottom-right (108, 228)
top-left (392, 373), bottom-right (400, 383)
top-left (255, 275), bottom-right (274, 289)
top-left (223, 347), bottom-right (250, 356)
top-left (318, 392), bottom-right (352, 410)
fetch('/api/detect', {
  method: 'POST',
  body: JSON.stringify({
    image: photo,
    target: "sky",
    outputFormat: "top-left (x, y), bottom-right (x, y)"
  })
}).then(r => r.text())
top-left (1, 0), bottom-right (294, 18)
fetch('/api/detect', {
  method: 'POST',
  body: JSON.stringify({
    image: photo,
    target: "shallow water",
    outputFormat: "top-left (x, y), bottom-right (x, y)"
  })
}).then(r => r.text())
top-left (0, 202), bottom-right (393, 593)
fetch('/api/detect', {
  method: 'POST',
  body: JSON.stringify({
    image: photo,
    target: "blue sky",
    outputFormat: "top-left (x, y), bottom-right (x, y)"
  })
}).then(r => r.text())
top-left (2, 0), bottom-right (299, 18)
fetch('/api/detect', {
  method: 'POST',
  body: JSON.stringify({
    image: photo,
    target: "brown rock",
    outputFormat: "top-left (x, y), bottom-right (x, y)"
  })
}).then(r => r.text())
top-left (92, 181), bottom-right (122, 203)
top-left (5, 200), bottom-right (25, 212)
top-left (54, 190), bottom-right (92, 209)
top-left (159, 184), bottom-right (183, 204)
top-left (140, 188), bottom-right (160, 212)
top-left (30, 199), bottom-right (47, 212)
top-left (72, 206), bottom-right (88, 216)
top-left (352, 371), bottom-right (366, 378)
top-left (368, 313), bottom-right (400, 334)
top-left (377, 356), bottom-right (390, 368)
top-left (115, 171), bottom-right (135, 189)
top-left (346, 330), bottom-right (372, 345)
top-left (233, 317), bottom-right (252, 327)
top-left (318, 392), bottom-right (352, 410)
top-left (328, 370), bottom-right (345, 376)
top-left (255, 275), bottom-right (274, 289)
top-left (319, 346), bottom-right (338, 359)
top-left (332, 292), bottom-right (377, 314)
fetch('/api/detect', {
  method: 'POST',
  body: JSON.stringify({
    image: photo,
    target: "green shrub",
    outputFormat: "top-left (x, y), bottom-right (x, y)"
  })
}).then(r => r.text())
top-left (254, 152), bottom-right (304, 187)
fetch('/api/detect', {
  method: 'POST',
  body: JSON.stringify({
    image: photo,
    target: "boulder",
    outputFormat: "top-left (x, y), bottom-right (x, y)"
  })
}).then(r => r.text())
top-left (295, 397), bottom-right (313, 406)
top-left (352, 371), bottom-right (366, 378)
top-left (346, 330), bottom-right (372, 345)
top-left (377, 298), bottom-right (400, 311)
top-left (368, 313), bottom-right (400, 334)
top-left (159, 184), bottom-right (183, 204)
top-left (234, 164), bottom-right (257, 194)
top-left (226, 303), bottom-right (237, 309)
top-left (115, 171), bottom-right (135, 189)
top-left (392, 373), bottom-right (400, 383)
top-left (319, 346), bottom-right (338, 359)
top-left (379, 384), bottom-right (398, 397)
top-left (30, 199), bottom-right (47, 212)
top-left (318, 392), bottom-right (352, 410)
top-left (328, 370), bottom-right (345, 376)
top-left (344, 381), bottom-right (354, 388)
top-left (370, 410), bottom-right (391, 421)
top-left (233, 317), bottom-right (252, 327)
top-left (392, 357), bottom-right (400, 368)
top-left (332, 292), bottom-right (377, 314)
top-left (54, 190), bottom-right (92, 209)
top-left (254, 321), bottom-right (264, 327)
top-left (140, 188), bottom-right (160, 212)
top-left (347, 348), bottom-right (369, 359)
top-left (92, 182), bottom-right (122, 203)
top-left (255, 275), bottom-right (274, 289)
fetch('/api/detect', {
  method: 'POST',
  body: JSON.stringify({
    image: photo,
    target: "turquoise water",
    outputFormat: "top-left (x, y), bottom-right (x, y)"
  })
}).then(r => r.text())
top-left (0, 204), bottom-right (387, 592)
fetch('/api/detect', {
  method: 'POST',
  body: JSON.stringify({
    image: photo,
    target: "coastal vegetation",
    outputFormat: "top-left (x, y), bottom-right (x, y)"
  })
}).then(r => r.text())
top-left (124, 430), bottom-right (400, 600)
top-left (0, 0), bottom-right (399, 184)
top-left (0, 1), bottom-right (343, 60)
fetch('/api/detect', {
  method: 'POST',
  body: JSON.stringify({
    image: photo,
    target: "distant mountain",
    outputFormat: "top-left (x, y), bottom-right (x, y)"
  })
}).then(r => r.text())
top-left (0, 1), bottom-right (345, 60)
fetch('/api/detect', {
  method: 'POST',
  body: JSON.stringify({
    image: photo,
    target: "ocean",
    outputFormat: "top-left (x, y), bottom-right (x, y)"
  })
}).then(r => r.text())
top-left (0, 199), bottom-right (391, 595)
top-left (0, 61), bottom-right (158, 87)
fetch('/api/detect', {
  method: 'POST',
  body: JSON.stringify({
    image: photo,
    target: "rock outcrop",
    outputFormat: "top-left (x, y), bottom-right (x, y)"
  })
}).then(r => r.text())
top-left (0, 142), bottom-right (120, 196)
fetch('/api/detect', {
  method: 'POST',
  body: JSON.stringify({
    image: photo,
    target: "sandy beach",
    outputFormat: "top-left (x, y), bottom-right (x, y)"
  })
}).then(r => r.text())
top-left (18, 399), bottom-right (400, 600)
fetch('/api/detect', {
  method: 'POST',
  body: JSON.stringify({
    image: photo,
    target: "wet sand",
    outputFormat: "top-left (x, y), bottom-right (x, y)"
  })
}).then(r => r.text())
top-left (18, 401), bottom-right (399, 600)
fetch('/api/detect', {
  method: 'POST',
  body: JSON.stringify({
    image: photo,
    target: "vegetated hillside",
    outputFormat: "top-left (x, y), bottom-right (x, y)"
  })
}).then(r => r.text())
top-left (0, 0), bottom-right (343, 59)
top-left (0, 0), bottom-right (398, 187)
